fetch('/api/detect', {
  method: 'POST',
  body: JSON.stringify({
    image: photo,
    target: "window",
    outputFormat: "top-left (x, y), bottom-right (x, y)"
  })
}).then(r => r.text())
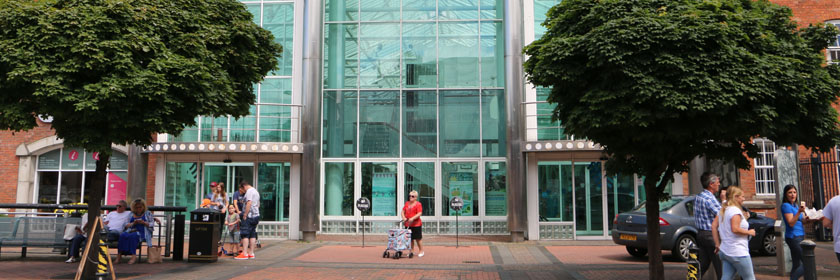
top-left (36, 148), bottom-right (128, 205)
top-left (827, 20), bottom-right (840, 64)
top-left (753, 139), bottom-right (777, 195)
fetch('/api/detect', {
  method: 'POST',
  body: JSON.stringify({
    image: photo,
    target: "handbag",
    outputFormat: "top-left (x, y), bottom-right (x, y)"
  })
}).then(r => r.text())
top-left (147, 246), bottom-right (163, 264)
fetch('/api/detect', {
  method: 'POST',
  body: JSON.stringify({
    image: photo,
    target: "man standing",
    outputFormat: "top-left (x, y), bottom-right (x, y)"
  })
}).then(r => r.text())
top-left (822, 195), bottom-right (840, 263)
top-left (694, 172), bottom-right (722, 279)
top-left (103, 200), bottom-right (131, 241)
top-left (235, 182), bottom-right (260, 260)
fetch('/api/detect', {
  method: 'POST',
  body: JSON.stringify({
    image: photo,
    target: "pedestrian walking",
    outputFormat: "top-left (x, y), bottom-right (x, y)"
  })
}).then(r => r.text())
top-left (694, 172), bottom-right (723, 279)
top-left (822, 195), bottom-right (840, 263)
top-left (712, 186), bottom-right (756, 280)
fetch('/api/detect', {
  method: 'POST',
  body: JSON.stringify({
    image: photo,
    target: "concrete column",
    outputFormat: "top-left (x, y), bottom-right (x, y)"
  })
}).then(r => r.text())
top-left (126, 144), bottom-right (148, 202)
top-left (687, 156), bottom-right (706, 195)
top-left (16, 156), bottom-right (36, 204)
top-left (504, 0), bottom-right (526, 242)
top-left (300, 0), bottom-right (324, 242)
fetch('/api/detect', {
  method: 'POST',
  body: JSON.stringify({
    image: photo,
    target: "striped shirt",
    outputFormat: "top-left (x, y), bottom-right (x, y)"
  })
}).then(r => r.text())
top-left (694, 190), bottom-right (721, 231)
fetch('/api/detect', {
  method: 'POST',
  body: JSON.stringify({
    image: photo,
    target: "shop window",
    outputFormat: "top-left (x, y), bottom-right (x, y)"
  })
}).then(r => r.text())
top-left (485, 162), bottom-right (507, 216)
top-left (442, 162), bottom-right (479, 216)
top-left (324, 162), bottom-right (355, 216)
top-left (538, 161), bottom-right (573, 222)
top-left (36, 148), bottom-right (127, 205)
top-left (361, 162), bottom-right (398, 216)
top-left (258, 163), bottom-right (291, 221)
top-left (404, 162), bottom-right (435, 216)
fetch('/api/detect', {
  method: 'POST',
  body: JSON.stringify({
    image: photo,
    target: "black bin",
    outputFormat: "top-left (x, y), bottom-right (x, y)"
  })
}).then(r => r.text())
top-left (188, 208), bottom-right (221, 262)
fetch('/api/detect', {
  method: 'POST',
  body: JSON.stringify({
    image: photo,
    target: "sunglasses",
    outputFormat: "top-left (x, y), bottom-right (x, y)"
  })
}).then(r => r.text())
top-left (409, 195), bottom-right (416, 198)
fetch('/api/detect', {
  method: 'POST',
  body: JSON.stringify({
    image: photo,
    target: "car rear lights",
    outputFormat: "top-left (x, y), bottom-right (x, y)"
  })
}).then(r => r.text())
top-left (659, 217), bottom-right (670, 226)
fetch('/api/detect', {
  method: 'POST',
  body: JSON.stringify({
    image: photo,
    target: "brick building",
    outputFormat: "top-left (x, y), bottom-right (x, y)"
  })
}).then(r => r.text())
top-left (1, 0), bottom-right (839, 243)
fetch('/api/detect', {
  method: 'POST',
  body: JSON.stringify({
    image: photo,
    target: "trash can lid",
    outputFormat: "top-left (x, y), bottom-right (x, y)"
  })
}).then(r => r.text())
top-left (191, 208), bottom-right (220, 214)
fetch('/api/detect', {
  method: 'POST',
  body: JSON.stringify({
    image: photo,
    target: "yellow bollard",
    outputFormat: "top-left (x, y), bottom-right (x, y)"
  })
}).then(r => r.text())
top-left (686, 244), bottom-right (700, 280)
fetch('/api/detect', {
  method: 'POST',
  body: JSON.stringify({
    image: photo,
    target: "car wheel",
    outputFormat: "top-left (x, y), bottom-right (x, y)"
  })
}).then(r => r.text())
top-left (672, 234), bottom-right (695, 262)
top-left (626, 246), bottom-right (647, 258)
top-left (760, 231), bottom-right (776, 255)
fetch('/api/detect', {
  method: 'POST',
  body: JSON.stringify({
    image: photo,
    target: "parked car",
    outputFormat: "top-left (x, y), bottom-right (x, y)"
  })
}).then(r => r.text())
top-left (611, 195), bottom-right (776, 261)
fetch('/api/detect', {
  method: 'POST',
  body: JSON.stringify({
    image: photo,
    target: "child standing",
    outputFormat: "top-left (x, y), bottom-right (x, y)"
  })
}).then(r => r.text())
top-left (225, 204), bottom-right (241, 256)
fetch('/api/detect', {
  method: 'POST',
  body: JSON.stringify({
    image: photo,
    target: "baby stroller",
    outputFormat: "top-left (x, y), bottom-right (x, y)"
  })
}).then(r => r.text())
top-left (382, 222), bottom-right (413, 259)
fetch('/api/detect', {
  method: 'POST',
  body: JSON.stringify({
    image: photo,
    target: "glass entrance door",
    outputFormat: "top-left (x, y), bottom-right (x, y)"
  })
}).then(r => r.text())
top-left (574, 162), bottom-right (604, 236)
top-left (204, 163), bottom-right (254, 201)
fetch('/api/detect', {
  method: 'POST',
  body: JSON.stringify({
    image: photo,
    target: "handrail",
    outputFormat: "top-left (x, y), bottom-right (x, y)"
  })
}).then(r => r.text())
top-left (0, 204), bottom-right (187, 212)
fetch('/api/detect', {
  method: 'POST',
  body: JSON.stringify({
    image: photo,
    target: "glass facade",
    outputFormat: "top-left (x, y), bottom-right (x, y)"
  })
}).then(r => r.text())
top-left (171, 1), bottom-right (297, 143)
top-left (530, 0), bottom-right (567, 141)
top-left (321, 0), bottom-right (507, 223)
top-left (36, 148), bottom-right (128, 205)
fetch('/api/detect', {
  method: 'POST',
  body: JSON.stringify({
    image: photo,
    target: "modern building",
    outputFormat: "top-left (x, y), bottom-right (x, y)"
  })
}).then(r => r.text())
top-left (2, 0), bottom-right (840, 241)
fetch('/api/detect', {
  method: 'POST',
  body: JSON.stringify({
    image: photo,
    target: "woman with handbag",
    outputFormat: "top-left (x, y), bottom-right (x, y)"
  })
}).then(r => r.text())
top-left (117, 199), bottom-right (160, 264)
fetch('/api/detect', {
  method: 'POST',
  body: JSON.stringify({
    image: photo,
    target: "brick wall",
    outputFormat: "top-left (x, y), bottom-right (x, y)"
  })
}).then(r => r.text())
top-left (0, 120), bottom-right (57, 204)
top-left (771, 0), bottom-right (840, 26)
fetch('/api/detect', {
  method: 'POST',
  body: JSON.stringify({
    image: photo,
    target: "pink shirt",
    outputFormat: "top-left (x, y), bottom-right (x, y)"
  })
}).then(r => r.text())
top-left (403, 201), bottom-right (422, 227)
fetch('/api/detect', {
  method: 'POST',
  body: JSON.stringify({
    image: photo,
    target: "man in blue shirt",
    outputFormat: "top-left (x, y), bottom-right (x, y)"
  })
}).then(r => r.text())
top-left (694, 172), bottom-right (722, 280)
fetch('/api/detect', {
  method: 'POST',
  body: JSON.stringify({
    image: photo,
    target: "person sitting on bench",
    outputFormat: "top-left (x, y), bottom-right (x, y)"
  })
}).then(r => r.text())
top-left (103, 200), bottom-right (131, 242)
top-left (65, 212), bottom-right (88, 263)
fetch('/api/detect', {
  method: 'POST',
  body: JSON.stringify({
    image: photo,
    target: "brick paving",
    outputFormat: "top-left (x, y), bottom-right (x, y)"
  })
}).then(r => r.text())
top-left (1, 237), bottom-right (839, 279)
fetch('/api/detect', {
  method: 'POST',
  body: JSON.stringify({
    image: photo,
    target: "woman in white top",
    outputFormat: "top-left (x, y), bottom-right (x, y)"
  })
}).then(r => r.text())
top-left (712, 186), bottom-right (756, 280)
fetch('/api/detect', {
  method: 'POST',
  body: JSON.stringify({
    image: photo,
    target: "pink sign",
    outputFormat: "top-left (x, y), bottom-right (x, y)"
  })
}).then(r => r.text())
top-left (106, 173), bottom-right (127, 205)
top-left (92, 152), bottom-right (100, 161)
top-left (68, 150), bottom-right (79, 161)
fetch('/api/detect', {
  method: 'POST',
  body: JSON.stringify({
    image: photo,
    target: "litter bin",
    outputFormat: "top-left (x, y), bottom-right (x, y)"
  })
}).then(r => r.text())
top-left (188, 208), bottom-right (221, 262)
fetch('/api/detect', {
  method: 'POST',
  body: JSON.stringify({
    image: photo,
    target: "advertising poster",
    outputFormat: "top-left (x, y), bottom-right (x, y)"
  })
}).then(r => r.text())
top-left (106, 173), bottom-right (127, 205)
top-left (449, 172), bottom-right (473, 215)
top-left (485, 169), bottom-right (506, 216)
top-left (372, 172), bottom-right (396, 216)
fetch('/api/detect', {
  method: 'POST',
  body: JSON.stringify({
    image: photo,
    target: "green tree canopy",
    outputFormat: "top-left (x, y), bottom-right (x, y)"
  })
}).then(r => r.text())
top-left (524, 0), bottom-right (840, 278)
top-left (0, 0), bottom-right (280, 275)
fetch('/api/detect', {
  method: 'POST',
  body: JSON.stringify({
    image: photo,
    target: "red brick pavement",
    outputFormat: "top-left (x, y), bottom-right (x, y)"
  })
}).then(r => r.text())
top-left (294, 245), bottom-right (495, 265)
top-left (232, 267), bottom-right (501, 280)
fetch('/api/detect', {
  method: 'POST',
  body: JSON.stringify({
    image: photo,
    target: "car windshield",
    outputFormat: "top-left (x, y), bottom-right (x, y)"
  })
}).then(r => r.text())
top-left (633, 197), bottom-right (684, 212)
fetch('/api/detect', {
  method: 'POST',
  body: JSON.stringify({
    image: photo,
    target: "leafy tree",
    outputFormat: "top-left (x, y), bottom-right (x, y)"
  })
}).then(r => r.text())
top-left (0, 0), bottom-right (280, 275)
top-left (524, 0), bottom-right (840, 278)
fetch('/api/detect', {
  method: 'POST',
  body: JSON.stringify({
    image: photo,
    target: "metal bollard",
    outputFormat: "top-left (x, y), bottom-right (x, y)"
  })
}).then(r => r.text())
top-left (687, 244), bottom-right (701, 280)
top-left (801, 240), bottom-right (817, 280)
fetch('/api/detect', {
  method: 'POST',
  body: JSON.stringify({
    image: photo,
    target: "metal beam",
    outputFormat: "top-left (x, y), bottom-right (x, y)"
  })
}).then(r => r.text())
top-left (300, 0), bottom-right (324, 242)
top-left (505, 0), bottom-right (526, 242)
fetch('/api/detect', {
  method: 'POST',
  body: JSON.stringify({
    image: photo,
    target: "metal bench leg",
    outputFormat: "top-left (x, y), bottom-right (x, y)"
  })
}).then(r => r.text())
top-left (21, 246), bottom-right (26, 258)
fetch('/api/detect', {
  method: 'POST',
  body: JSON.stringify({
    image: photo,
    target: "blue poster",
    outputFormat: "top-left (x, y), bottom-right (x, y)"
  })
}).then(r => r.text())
top-left (372, 172), bottom-right (396, 216)
top-left (449, 172), bottom-right (474, 215)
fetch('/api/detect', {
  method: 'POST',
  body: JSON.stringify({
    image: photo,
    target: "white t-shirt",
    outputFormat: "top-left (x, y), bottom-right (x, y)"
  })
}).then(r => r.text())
top-left (244, 187), bottom-right (260, 218)
top-left (823, 196), bottom-right (840, 253)
top-left (719, 206), bottom-right (750, 257)
top-left (105, 211), bottom-right (132, 232)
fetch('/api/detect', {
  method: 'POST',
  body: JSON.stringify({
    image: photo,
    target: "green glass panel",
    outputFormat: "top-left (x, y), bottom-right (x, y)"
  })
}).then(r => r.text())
top-left (402, 0), bottom-right (435, 20)
top-left (38, 171), bottom-right (59, 204)
top-left (172, 129), bottom-right (199, 142)
top-left (165, 162), bottom-right (198, 214)
top-left (259, 105), bottom-right (292, 117)
top-left (480, 0), bottom-right (503, 19)
top-left (485, 162), bottom-right (507, 216)
top-left (59, 172), bottom-right (83, 204)
top-left (575, 162), bottom-right (603, 236)
top-left (439, 0), bottom-right (478, 20)
top-left (533, 0), bottom-right (561, 40)
top-left (607, 174), bottom-right (636, 230)
top-left (404, 162), bottom-right (435, 216)
top-left (402, 90), bottom-right (437, 157)
top-left (325, 0), bottom-right (358, 22)
top-left (230, 130), bottom-right (256, 142)
top-left (402, 23), bottom-right (437, 88)
top-left (110, 151), bottom-right (128, 170)
top-left (201, 116), bottom-right (228, 142)
top-left (360, 0), bottom-right (399, 21)
top-left (231, 116), bottom-right (257, 130)
top-left (439, 22), bottom-right (478, 88)
top-left (324, 24), bottom-right (359, 89)
top-left (322, 91), bottom-right (358, 157)
top-left (441, 162), bottom-right (478, 216)
top-left (259, 130), bottom-right (290, 142)
top-left (324, 162), bottom-right (354, 216)
top-left (439, 90), bottom-right (480, 157)
top-left (61, 147), bottom-right (84, 170)
top-left (538, 161), bottom-right (573, 221)
top-left (481, 89), bottom-right (506, 157)
top-left (361, 162), bottom-right (397, 216)
top-left (258, 162), bottom-right (291, 221)
top-left (359, 91), bottom-right (399, 157)
top-left (261, 78), bottom-right (293, 104)
top-left (263, 3), bottom-right (294, 76)
top-left (536, 87), bottom-right (566, 140)
top-left (246, 4), bottom-right (261, 25)
top-left (38, 149), bottom-right (61, 170)
top-left (261, 117), bottom-right (291, 130)
top-left (480, 22), bottom-right (504, 88)
top-left (359, 24), bottom-right (400, 88)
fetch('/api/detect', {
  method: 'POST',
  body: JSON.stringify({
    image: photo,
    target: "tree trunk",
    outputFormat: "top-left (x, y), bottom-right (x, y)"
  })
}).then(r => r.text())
top-left (82, 153), bottom-right (110, 279)
top-left (644, 175), bottom-right (664, 280)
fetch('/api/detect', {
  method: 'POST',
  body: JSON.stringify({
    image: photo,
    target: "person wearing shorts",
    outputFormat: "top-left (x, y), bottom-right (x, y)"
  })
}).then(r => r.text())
top-left (402, 190), bottom-right (424, 258)
top-left (235, 182), bottom-right (260, 260)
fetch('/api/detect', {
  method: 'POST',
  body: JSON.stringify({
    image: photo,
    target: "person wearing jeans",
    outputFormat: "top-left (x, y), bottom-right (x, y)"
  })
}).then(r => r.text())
top-left (713, 186), bottom-right (756, 280)
top-left (781, 185), bottom-right (810, 280)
